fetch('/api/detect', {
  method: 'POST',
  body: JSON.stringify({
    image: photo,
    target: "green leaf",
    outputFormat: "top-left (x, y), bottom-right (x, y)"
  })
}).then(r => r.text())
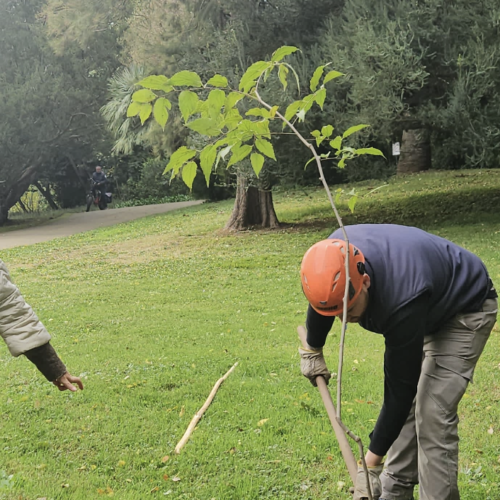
top-left (200, 145), bottom-right (217, 185)
top-left (301, 94), bottom-right (316, 113)
top-left (310, 65), bottom-right (325, 92)
top-left (239, 61), bottom-right (272, 92)
top-left (164, 146), bottom-right (196, 175)
top-left (321, 125), bottom-right (334, 138)
top-left (343, 124), bottom-right (370, 138)
top-left (127, 101), bottom-right (142, 117)
top-left (253, 120), bottom-right (271, 139)
top-left (181, 161), bottom-right (198, 190)
top-left (255, 138), bottom-right (276, 160)
top-left (214, 139), bottom-right (228, 148)
top-left (338, 157), bottom-right (346, 168)
top-left (224, 108), bottom-right (243, 131)
top-left (323, 70), bottom-right (344, 85)
top-left (355, 147), bottom-right (385, 157)
top-left (187, 118), bottom-right (221, 137)
top-left (330, 136), bottom-right (343, 151)
top-left (225, 92), bottom-right (243, 110)
top-left (153, 98), bottom-right (170, 129)
top-left (269, 105), bottom-right (279, 118)
top-left (251, 153), bottom-right (265, 177)
top-left (231, 124), bottom-right (253, 143)
top-left (311, 130), bottom-right (321, 138)
top-left (239, 119), bottom-right (258, 136)
top-left (139, 103), bottom-right (153, 124)
top-left (315, 88), bottom-right (326, 109)
top-left (278, 65), bottom-right (289, 90)
top-left (284, 100), bottom-right (302, 123)
top-left (227, 143), bottom-right (252, 168)
top-left (304, 156), bottom-right (316, 170)
top-left (206, 74), bottom-right (228, 88)
top-left (246, 108), bottom-right (270, 118)
top-left (271, 46), bottom-right (299, 62)
top-left (179, 91), bottom-right (199, 122)
top-left (132, 89), bottom-right (157, 103)
top-left (335, 190), bottom-right (342, 205)
top-left (348, 195), bottom-right (358, 213)
top-left (315, 136), bottom-right (325, 147)
top-left (137, 75), bottom-right (173, 92)
top-left (170, 70), bottom-right (203, 87)
top-left (207, 89), bottom-right (226, 118)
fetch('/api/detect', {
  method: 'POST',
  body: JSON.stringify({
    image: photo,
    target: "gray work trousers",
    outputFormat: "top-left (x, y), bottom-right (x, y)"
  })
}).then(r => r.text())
top-left (380, 298), bottom-right (498, 500)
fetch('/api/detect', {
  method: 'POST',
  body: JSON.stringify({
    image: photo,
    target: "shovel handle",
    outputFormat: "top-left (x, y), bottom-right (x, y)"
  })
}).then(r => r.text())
top-left (298, 325), bottom-right (358, 483)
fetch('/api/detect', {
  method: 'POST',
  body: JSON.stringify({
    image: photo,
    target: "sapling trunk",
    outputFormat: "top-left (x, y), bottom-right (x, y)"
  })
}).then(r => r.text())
top-left (254, 88), bottom-right (373, 499)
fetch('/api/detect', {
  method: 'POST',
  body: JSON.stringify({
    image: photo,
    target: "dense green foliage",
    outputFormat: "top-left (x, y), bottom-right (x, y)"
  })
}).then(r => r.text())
top-left (1, 171), bottom-right (499, 499)
top-left (1, 0), bottom-right (499, 225)
top-left (319, 0), bottom-right (500, 170)
top-left (0, 0), bottom-right (122, 222)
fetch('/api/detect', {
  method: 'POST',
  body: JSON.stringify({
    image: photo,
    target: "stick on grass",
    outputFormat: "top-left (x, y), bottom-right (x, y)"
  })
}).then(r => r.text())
top-left (174, 362), bottom-right (238, 454)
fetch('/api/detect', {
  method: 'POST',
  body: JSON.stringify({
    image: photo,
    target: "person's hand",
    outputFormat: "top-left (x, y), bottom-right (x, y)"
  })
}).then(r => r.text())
top-left (52, 372), bottom-right (84, 392)
top-left (298, 346), bottom-right (331, 386)
top-left (352, 460), bottom-right (383, 500)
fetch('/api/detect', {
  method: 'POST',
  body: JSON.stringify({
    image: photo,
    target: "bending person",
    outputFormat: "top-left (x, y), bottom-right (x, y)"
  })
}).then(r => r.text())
top-left (299, 224), bottom-right (497, 500)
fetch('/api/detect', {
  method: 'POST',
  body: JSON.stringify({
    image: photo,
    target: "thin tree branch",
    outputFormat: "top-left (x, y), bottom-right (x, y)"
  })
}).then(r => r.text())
top-left (39, 112), bottom-right (88, 144)
top-left (174, 362), bottom-right (238, 454)
top-left (253, 75), bottom-right (369, 496)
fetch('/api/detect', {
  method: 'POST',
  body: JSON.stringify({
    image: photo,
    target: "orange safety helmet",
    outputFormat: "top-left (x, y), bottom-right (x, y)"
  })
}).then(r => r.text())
top-left (300, 239), bottom-right (366, 316)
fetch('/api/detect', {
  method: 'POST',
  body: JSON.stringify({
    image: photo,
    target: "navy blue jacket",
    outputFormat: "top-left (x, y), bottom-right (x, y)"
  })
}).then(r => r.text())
top-left (92, 171), bottom-right (106, 184)
top-left (306, 224), bottom-right (494, 456)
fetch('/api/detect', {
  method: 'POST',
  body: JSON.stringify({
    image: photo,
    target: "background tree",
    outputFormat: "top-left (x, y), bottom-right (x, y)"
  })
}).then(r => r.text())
top-left (0, 0), bottom-right (127, 224)
top-left (317, 0), bottom-right (500, 175)
top-left (111, 0), bottom-right (346, 229)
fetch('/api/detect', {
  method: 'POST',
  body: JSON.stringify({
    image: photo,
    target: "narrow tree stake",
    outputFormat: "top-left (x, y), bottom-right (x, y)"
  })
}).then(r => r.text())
top-left (174, 362), bottom-right (238, 454)
top-left (298, 326), bottom-right (358, 483)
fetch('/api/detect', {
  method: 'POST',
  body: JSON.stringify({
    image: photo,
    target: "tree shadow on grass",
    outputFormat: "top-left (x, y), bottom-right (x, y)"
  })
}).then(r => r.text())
top-left (285, 186), bottom-right (500, 232)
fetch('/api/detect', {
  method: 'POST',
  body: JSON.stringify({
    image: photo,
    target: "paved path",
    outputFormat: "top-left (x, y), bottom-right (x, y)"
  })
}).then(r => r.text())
top-left (0, 201), bottom-right (203, 250)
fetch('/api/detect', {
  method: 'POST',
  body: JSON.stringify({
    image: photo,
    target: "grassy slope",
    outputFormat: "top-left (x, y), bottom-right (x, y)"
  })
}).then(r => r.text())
top-left (0, 170), bottom-right (499, 500)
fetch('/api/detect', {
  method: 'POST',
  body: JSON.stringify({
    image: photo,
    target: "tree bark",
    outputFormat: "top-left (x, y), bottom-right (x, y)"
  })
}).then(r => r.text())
top-left (224, 173), bottom-right (280, 231)
top-left (34, 181), bottom-right (59, 210)
top-left (0, 165), bottom-right (39, 226)
top-left (17, 199), bottom-right (29, 213)
top-left (67, 155), bottom-right (90, 190)
top-left (397, 128), bottom-right (431, 174)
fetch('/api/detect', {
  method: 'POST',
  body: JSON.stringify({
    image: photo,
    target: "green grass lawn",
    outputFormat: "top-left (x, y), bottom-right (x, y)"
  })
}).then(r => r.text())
top-left (0, 170), bottom-right (499, 500)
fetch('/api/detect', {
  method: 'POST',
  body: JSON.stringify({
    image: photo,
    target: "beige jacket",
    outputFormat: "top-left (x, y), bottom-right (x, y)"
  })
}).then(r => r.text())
top-left (0, 259), bottom-right (51, 357)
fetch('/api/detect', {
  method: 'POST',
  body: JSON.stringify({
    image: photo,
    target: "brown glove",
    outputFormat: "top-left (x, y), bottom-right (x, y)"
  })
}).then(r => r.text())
top-left (352, 460), bottom-right (383, 500)
top-left (298, 346), bottom-right (331, 386)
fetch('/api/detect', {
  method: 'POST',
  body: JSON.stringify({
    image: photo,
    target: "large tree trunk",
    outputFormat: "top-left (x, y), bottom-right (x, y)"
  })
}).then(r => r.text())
top-left (225, 174), bottom-right (279, 231)
top-left (397, 128), bottom-right (431, 174)
top-left (0, 165), bottom-right (39, 226)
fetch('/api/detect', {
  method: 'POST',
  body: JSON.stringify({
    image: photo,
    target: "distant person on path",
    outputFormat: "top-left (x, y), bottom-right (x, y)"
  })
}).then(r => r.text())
top-left (92, 165), bottom-right (107, 208)
top-left (299, 224), bottom-right (497, 500)
top-left (0, 259), bottom-right (83, 392)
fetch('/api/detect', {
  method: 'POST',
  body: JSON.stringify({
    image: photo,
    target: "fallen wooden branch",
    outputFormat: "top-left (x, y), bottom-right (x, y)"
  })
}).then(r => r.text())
top-left (174, 362), bottom-right (238, 454)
